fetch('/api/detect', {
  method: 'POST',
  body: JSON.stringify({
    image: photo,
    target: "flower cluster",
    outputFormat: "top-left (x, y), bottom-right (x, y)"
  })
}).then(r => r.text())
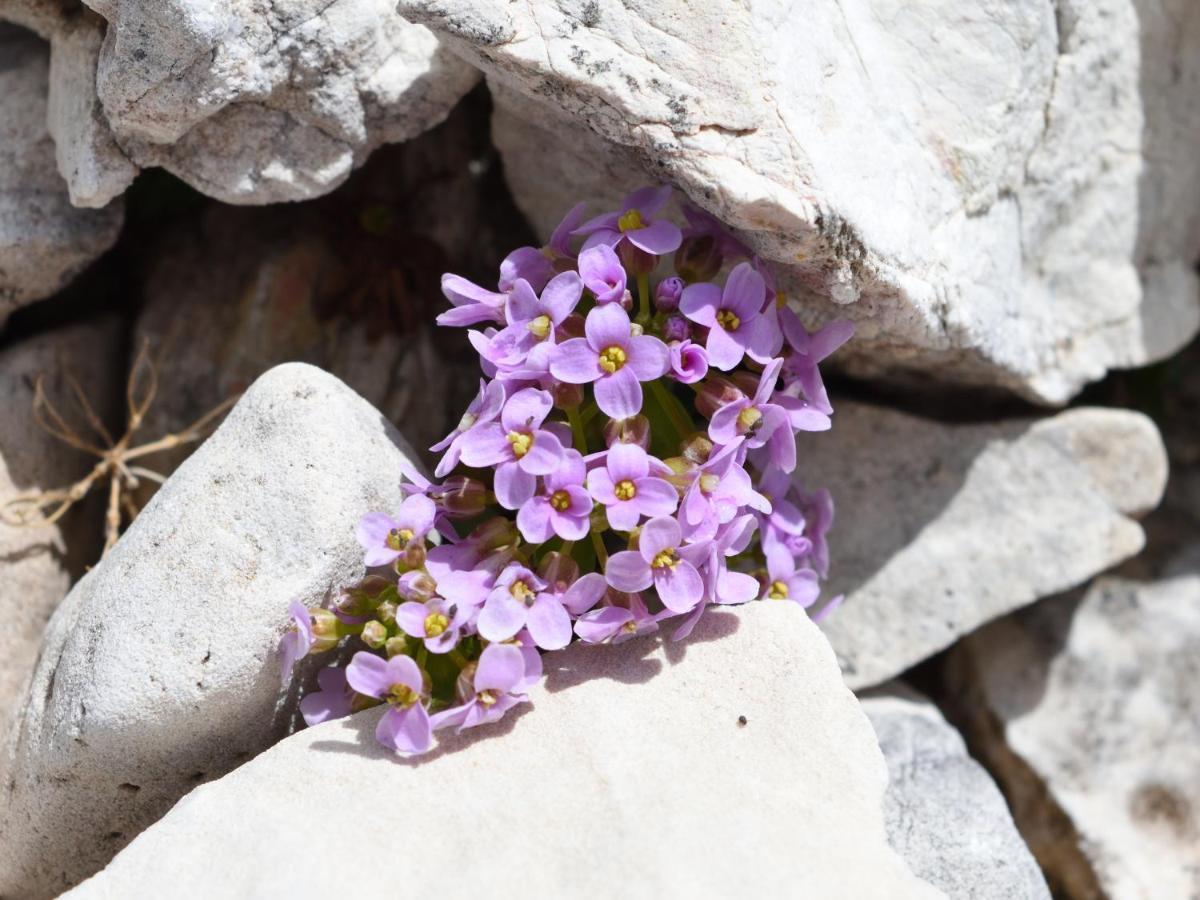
top-left (281, 186), bottom-right (852, 755)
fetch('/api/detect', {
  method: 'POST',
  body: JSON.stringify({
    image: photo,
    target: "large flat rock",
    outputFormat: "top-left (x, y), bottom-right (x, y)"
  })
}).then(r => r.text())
top-left (0, 363), bottom-right (418, 897)
top-left (863, 689), bottom-right (1049, 900)
top-left (402, 0), bottom-right (1200, 402)
top-left (947, 554), bottom-right (1200, 899)
top-left (68, 603), bottom-right (942, 899)
top-left (815, 402), bottom-right (1166, 689)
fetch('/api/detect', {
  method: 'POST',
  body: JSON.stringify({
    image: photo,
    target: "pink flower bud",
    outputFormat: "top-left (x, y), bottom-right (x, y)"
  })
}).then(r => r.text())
top-left (655, 276), bottom-right (685, 311)
top-left (603, 414), bottom-right (650, 450)
top-left (663, 313), bottom-right (690, 342)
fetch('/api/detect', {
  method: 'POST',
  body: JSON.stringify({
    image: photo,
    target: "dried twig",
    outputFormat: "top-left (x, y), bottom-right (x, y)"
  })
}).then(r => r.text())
top-left (1, 339), bottom-right (239, 556)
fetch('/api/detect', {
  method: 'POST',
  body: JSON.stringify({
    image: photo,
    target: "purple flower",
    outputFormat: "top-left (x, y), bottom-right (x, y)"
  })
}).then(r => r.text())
top-left (572, 185), bottom-right (682, 256)
top-left (574, 591), bottom-right (659, 644)
top-left (668, 340), bottom-right (709, 384)
top-left (394, 598), bottom-right (472, 654)
top-left (763, 557), bottom-right (820, 607)
top-left (779, 309), bottom-right (854, 417)
top-left (578, 244), bottom-right (627, 304)
top-left (279, 599), bottom-right (313, 685)
top-left (498, 247), bottom-right (555, 296)
top-left (663, 314), bottom-right (691, 343)
top-left (355, 494), bottom-right (438, 567)
top-left (430, 643), bottom-right (529, 733)
top-left (679, 442), bottom-right (770, 542)
top-left (549, 303), bottom-right (669, 419)
top-left (345, 652), bottom-right (432, 755)
top-left (669, 516), bottom-right (759, 640)
top-left (812, 593), bottom-right (845, 623)
top-left (546, 201), bottom-right (587, 260)
top-left (299, 666), bottom-right (353, 726)
top-left (708, 358), bottom-right (798, 473)
top-left (430, 379), bottom-right (505, 478)
top-left (655, 276), bottom-right (685, 312)
top-left (679, 262), bottom-right (782, 370)
top-left (437, 274), bottom-right (507, 328)
top-left (459, 388), bottom-right (566, 509)
top-left (605, 516), bottom-right (708, 613)
top-left (586, 442), bottom-right (678, 531)
top-left (516, 449), bottom-right (592, 543)
top-left (481, 272), bottom-right (582, 367)
top-left (477, 564), bottom-right (571, 650)
top-left (797, 487), bottom-right (834, 578)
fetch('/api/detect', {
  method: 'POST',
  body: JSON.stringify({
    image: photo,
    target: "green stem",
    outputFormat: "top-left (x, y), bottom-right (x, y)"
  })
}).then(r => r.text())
top-left (650, 380), bottom-right (695, 445)
top-left (416, 645), bottom-right (429, 672)
top-left (590, 530), bottom-right (608, 568)
top-left (636, 273), bottom-right (652, 325)
top-left (566, 405), bottom-right (588, 454)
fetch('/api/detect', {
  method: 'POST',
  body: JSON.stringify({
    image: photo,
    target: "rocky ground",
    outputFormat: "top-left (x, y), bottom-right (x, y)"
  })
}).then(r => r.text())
top-left (0, 1), bottom-right (1197, 898)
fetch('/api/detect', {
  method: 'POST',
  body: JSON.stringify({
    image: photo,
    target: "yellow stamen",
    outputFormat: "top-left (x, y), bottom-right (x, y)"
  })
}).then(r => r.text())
top-left (736, 406), bottom-right (763, 434)
top-left (617, 209), bottom-right (645, 232)
top-left (652, 548), bottom-right (679, 570)
top-left (550, 490), bottom-right (571, 511)
top-left (775, 290), bottom-right (788, 309)
top-left (507, 431), bottom-right (533, 458)
top-left (621, 620), bottom-right (638, 634)
top-left (478, 689), bottom-right (498, 707)
top-left (510, 579), bottom-right (534, 602)
top-left (699, 474), bottom-right (720, 494)
top-left (386, 683), bottom-right (418, 708)
top-left (424, 612), bottom-right (449, 637)
top-left (769, 580), bottom-right (790, 600)
top-left (385, 527), bottom-right (413, 550)
top-left (716, 309), bottom-right (740, 331)
top-left (528, 314), bottom-right (551, 339)
top-left (614, 479), bottom-right (637, 501)
top-left (599, 345), bottom-right (627, 373)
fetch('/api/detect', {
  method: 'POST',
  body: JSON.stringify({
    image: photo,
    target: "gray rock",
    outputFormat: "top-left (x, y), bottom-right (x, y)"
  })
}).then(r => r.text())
top-left (0, 319), bottom-right (122, 754)
top-left (862, 688), bottom-right (1050, 900)
top-left (67, 603), bottom-right (942, 899)
top-left (405, 0), bottom-right (1200, 402)
top-left (948, 557), bottom-right (1200, 899)
top-left (0, 23), bottom-right (122, 324)
top-left (0, 363), bottom-right (418, 897)
top-left (814, 402), bottom-right (1166, 689)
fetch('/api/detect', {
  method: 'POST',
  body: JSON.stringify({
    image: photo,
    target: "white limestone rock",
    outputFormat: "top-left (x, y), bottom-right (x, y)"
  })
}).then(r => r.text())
top-left (862, 688), bottom-right (1050, 900)
top-left (403, 0), bottom-right (1200, 402)
top-left (0, 363), bottom-right (419, 898)
top-left (0, 319), bottom-right (122, 755)
top-left (948, 556), bottom-right (1200, 899)
top-left (67, 603), bottom-right (942, 899)
top-left (814, 402), bottom-right (1166, 689)
top-left (0, 22), bottom-right (122, 324)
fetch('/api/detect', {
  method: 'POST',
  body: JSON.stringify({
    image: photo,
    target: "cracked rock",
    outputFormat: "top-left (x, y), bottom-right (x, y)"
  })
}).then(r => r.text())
top-left (404, 0), bottom-right (1200, 402)
top-left (813, 402), bottom-right (1166, 689)
top-left (0, 364), bottom-right (419, 897)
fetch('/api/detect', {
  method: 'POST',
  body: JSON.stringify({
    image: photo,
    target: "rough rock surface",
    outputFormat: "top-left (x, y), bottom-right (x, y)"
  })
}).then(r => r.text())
top-left (0, 319), bottom-right (121, 754)
top-left (948, 556), bottom-right (1200, 899)
top-left (814, 402), bottom-right (1166, 689)
top-left (403, 0), bottom-right (1200, 402)
top-left (0, 23), bottom-right (122, 324)
top-left (9, 0), bottom-right (480, 207)
top-left (67, 603), bottom-right (941, 899)
top-left (0, 364), bottom-right (418, 898)
top-left (862, 688), bottom-right (1050, 900)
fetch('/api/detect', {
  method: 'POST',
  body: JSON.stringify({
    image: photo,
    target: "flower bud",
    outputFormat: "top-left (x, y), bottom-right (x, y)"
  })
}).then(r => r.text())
top-left (538, 551), bottom-right (580, 594)
top-left (674, 234), bottom-right (723, 282)
top-left (619, 288), bottom-right (635, 313)
top-left (376, 600), bottom-right (397, 626)
top-left (655, 276), bottom-right (685, 311)
top-left (588, 504), bottom-right (609, 534)
top-left (455, 661), bottom-right (479, 704)
top-left (681, 433), bottom-right (714, 466)
top-left (402, 540), bottom-right (427, 570)
top-left (604, 414), bottom-right (650, 450)
top-left (398, 570), bottom-right (437, 602)
top-left (695, 377), bottom-right (743, 419)
top-left (663, 314), bottom-right (690, 342)
top-left (618, 241), bottom-right (656, 276)
top-left (310, 608), bottom-right (341, 653)
top-left (439, 475), bottom-right (490, 518)
top-left (337, 575), bottom-right (394, 618)
top-left (471, 516), bottom-right (519, 555)
top-left (385, 636), bottom-right (408, 658)
top-left (662, 455), bottom-right (699, 492)
top-left (553, 381), bottom-right (584, 411)
top-left (361, 620), bottom-right (388, 649)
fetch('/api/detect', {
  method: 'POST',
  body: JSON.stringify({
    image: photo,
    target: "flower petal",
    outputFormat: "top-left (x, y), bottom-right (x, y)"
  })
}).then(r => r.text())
top-left (621, 185), bottom-right (672, 215)
top-left (519, 428), bottom-right (565, 475)
top-left (722, 262), bottom-right (766, 319)
top-left (625, 335), bottom-right (671, 381)
top-left (584, 302), bottom-right (632, 353)
top-left (679, 282), bottom-right (720, 327)
top-left (476, 593), bottom-right (527, 642)
top-left (705, 322), bottom-right (745, 371)
top-left (458, 423), bottom-right (511, 468)
top-left (549, 338), bottom-right (601, 384)
top-left (476, 642), bottom-right (526, 693)
top-left (606, 551), bottom-right (653, 592)
top-left (394, 601), bottom-right (431, 639)
top-left (632, 477), bottom-right (680, 519)
top-left (628, 219), bottom-right (683, 255)
top-left (345, 651), bottom-right (392, 699)
top-left (382, 704), bottom-right (433, 755)
top-left (516, 497), bottom-right (555, 544)
top-left (574, 606), bottom-right (632, 643)
top-left (526, 595), bottom-right (572, 650)
top-left (638, 514), bottom-right (682, 561)
top-left (656, 560), bottom-right (705, 613)
top-left (605, 439), bottom-right (650, 482)
top-left (594, 366), bottom-right (643, 419)
top-left (540, 270), bottom-right (584, 322)
top-left (501, 387), bottom-right (553, 431)
top-left (493, 460), bottom-right (536, 510)
top-left (561, 572), bottom-right (608, 615)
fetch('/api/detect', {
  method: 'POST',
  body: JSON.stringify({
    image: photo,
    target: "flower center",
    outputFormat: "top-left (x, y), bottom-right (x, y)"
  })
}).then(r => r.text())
top-left (699, 474), bottom-right (720, 494)
top-left (716, 309), bottom-right (740, 331)
top-left (618, 208), bottom-right (645, 232)
top-left (769, 580), bottom-right (790, 600)
top-left (478, 689), bottom-right (499, 707)
top-left (509, 579), bottom-right (535, 603)
top-left (385, 527), bottom-right (413, 550)
top-left (621, 619), bottom-right (638, 634)
top-left (736, 406), bottom-right (763, 434)
top-left (528, 314), bottom-right (552, 339)
top-left (386, 683), bottom-right (418, 708)
top-left (550, 489), bottom-right (571, 511)
top-left (614, 479), bottom-right (637, 501)
top-left (507, 430), bottom-right (533, 458)
top-left (424, 612), bottom-right (449, 637)
top-left (599, 345), bottom-right (627, 373)
top-left (775, 290), bottom-right (788, 309)
top-left (651, 548), bottom-right (680, 570)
